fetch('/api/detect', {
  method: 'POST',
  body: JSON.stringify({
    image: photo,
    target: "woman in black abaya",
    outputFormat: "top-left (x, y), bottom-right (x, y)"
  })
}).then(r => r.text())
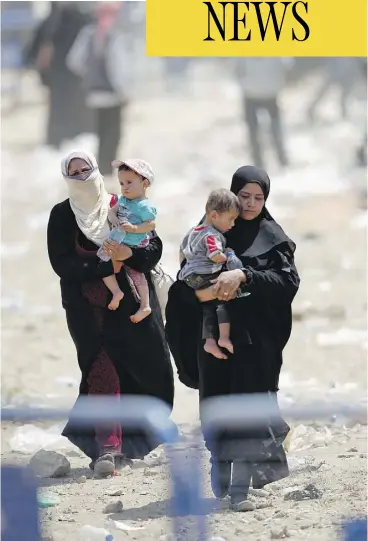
top-left (47, 151), bottom-right (174, 478)
top-left (165, 165), bottom-right (300, 510)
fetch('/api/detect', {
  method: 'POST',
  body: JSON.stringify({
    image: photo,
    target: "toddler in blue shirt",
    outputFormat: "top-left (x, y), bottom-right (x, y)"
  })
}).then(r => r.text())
top-left (98, 159), bottom-right (156, 323)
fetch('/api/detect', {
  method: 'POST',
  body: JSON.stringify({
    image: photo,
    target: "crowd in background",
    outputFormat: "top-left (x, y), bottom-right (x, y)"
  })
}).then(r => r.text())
top-left (2, 1), bottom-right (367, 172)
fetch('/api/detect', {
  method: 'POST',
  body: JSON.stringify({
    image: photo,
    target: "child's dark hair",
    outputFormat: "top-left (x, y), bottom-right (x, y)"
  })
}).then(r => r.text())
top-left (118, 164), bottom-right (145, 181)
top-left (205, 188), bottom-right (241, 215)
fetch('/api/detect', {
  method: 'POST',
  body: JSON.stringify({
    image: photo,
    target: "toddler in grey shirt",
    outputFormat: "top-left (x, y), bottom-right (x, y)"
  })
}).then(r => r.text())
top-left (179, 189), bottom-right (242, 359)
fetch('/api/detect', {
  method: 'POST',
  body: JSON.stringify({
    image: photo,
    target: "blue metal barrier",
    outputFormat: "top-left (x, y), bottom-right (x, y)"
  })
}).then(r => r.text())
top-left (1, 396), bottom-right (206, 541)
top-left (1, 395), bottom-right (366, 540)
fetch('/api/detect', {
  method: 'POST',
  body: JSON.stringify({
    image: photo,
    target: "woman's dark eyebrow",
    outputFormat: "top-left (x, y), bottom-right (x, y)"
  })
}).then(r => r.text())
top-left (70, 166), bottom-right (90, 173)
top-left (239, 191), bottom-right (264, 196)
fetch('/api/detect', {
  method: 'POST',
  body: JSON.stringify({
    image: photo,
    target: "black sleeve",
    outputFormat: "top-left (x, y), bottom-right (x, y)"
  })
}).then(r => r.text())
top-left (123, 234), bottom-right (163, 274)
top-left (24, 17), bottom-right (48, 65)
top-left (42, 5), bottom-right (62, 44)
top-left (47, 203), bottom-right (114, 281)
top-left (240, 246), bottom-right (300, 304)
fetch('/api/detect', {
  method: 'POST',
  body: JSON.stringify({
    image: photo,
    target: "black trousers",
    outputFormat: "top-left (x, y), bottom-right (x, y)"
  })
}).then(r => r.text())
top-left (183, 273), bottom-right (229, 340)
top-left (96, 105), bottom-right (123, 176)
top-left (202, 300), bottom-right (229, 340)
top-left (243, 96), bottom-right (288, 169)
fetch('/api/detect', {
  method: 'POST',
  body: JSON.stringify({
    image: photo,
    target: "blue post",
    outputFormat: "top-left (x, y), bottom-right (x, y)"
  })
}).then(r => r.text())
top-left (1, 466), bottom-right (40, 541)
top-left (342, 519), bottom-right (368, 541)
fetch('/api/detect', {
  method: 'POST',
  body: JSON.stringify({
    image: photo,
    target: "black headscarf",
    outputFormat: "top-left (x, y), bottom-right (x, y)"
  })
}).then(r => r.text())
top-left (226, 165), bottom-right (295, 260)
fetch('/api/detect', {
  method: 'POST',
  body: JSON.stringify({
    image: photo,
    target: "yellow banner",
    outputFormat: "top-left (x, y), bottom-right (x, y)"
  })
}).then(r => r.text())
top-left (146, 0), bottom-right (367, 57)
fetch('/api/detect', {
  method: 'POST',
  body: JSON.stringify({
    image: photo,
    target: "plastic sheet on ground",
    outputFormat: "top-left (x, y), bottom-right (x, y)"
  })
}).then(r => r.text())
top-left (288, 424), bottom-right (333, 452)
top-left (8, 423), bottom-right (74, 454)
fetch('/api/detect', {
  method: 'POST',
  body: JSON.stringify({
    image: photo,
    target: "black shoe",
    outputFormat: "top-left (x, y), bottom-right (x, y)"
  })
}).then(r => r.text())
top-left (210, 458), bottom-right (231, 499)
top-left (94, 453), bottom-right (115, 477)
top-left (230, 493), bottom-right (255, 512)
top-left (90, 453), bottom-right (133, 475)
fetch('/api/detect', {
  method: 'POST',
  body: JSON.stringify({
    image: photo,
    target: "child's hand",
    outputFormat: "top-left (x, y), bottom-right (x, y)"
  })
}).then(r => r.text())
top-left (109, 216), bottom-right (120, 228)
top-left (108, 209), bottom-right (120, 228)
top-left (121, 222), bottom-right (137, 233)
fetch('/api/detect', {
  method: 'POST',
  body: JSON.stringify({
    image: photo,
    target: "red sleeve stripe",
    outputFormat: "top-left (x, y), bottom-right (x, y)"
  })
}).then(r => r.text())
top-left (110, 194), bottom-right (118, 208)
top-left (206, 235), bottom-right (220, 254)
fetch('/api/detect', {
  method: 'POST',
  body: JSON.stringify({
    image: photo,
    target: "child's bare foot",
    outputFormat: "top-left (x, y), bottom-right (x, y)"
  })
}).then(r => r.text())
top-left (204, 338), bottom-right (228, 359)
top-left (218, 338), bottom-right (234, 354)
top-left (130, 307), bottom-right (151, 323)
top-left (108, 290), bottom-right (124, 310)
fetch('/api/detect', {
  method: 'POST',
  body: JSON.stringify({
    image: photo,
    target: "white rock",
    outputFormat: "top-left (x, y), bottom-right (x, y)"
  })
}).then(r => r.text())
top-left (76, 475), bottom-right (86, 484)
top-left (299, 519), bottom-right (317, 529)
top-left (271, 525), bottom-right (289, 539)
top-left (281, 485), bottom-right (304, 496)
top-left (106, 489), bottom-right (123, 496)
top-left (257, 501), bottom-right (273, 509)
top-left (103, 501), bottom-right (123, 514)
top-left (29, 450), bottom-right (70, 478)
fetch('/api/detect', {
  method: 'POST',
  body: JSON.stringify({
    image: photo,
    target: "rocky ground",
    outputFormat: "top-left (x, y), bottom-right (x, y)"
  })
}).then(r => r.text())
top-left (1, 67), bottom-right (367, 540)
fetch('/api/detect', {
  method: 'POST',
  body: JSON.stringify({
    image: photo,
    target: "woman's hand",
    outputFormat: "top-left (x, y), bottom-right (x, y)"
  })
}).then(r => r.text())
top-left (102, 239), bottom-right (133, 261)
top-left (211, 269), bottom-right (245, 301)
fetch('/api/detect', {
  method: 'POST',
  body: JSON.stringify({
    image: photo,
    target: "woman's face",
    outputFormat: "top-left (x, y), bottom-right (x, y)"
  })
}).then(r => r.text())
top-left (68, 158), bottom-right (92, 180)
top-left (237, 182), bottom-right (265, 220)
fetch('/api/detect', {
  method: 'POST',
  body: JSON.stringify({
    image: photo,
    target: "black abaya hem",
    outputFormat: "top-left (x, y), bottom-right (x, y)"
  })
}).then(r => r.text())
top-left (62, 421), bottom-right (172, 461)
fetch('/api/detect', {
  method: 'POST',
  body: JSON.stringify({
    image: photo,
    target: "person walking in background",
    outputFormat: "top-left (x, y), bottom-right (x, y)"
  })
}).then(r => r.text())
top-left (67, 1), bottom-right (134, 176)
top-left (234, 58), bottom-right (289, 170)
top-left (162, 57), bottom-right (191, 94)
top-left (307, 58), bottom-right (362, 123)
top-left (25, 2), bottom-right (93, 149)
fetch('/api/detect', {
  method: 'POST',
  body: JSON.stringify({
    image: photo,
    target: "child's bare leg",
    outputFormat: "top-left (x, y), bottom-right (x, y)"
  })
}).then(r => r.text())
top-left (204, 338), bottom-right (228, 359)
top-left (202, 302), bottom-right (227, 359)
top-left (218, 322), bottom-right (234, 354)
top-left (103, 275), bottom-right (124, 310)
top-left (129, 273), bottom-right (151, 323)
top-left (217, 305), bottom-right (234, 354)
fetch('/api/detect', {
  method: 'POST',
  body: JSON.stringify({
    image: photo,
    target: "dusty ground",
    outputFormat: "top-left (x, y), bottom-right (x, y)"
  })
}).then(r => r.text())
top-left (1, 69), bottom-right (367, 540)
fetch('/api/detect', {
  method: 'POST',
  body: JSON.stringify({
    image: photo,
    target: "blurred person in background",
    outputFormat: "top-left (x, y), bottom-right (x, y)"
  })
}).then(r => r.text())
top-left (355, 58), bottom-right (367, 168)
top-left (67, 1), bottom-right (133, 176)
top-left (163, 57), bottom-right (191, 94)
top-left (25, 2), bottom-right (93, 149)
top-left (307, 58), bottom-right (362, 123)
top-left (234, 58), bottom-right (289, 170)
